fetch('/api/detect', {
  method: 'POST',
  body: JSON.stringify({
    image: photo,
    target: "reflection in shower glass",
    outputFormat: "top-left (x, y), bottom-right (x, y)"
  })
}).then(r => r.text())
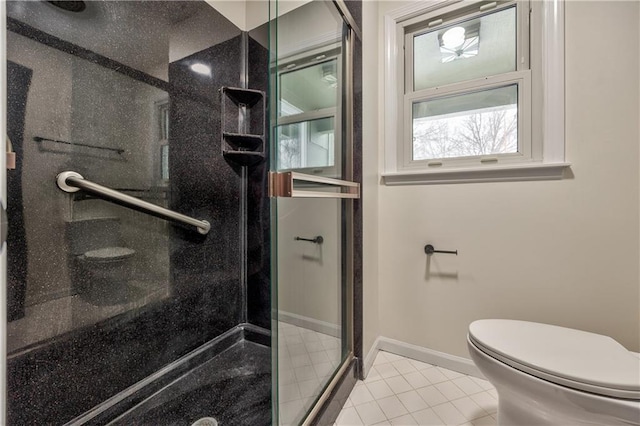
top-left (158, 101), bottom-right (170, 181)
top-left (279, 58), bottom-right (338, 117)
top-left (277, 53), bottom-right (341, 176)
top-left (6, 44), bottom-right (172, 352)
top-left (272, 1), bottom-right (348, 424)
top-left (276, 198), bottom-right (343, 425)
top-left (276, 117), bottom-right (335, 170)
top-left (5, 0), bottom-right (271, 424)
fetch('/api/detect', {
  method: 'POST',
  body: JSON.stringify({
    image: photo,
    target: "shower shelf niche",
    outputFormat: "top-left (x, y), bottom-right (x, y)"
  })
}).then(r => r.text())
top-left (220, 87), bottom-right (265, 166)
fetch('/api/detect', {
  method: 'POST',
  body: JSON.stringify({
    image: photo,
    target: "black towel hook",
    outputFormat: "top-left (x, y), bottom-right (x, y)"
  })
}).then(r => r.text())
top-left (424, 244), bottom-right (458, 255)
top-left (295, 236), bottom-right (324, 244)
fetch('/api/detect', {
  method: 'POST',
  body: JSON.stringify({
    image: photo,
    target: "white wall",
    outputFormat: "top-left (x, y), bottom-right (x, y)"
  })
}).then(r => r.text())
top-left (363, 1), bottom-right (640, 359)
top-left (273, 1), bottom-right (346, 330)
top-left (362, 0), bottom-right (381, 364)
top-left (277, 198), bottom-right (341, 327)
top-left (275, 0), bottom-right (342, 58)
top-left (207, 0), bottom-right (313, 32)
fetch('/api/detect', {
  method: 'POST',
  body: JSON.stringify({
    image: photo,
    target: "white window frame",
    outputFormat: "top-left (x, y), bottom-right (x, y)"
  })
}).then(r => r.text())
top-left (276, 106), bottom-right (339, 172)
top-left (382, 0), bottom-right (570, 185)
top-left (274, 44), bottom-right (343, 178)
top-left (154, 99), bottom-right (170, 185)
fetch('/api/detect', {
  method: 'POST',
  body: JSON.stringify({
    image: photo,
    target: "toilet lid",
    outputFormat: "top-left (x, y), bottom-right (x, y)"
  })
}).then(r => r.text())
top-left (469, 319), bottom-right (640, 400)
top-left (83, 247), bottom-right (135, 262)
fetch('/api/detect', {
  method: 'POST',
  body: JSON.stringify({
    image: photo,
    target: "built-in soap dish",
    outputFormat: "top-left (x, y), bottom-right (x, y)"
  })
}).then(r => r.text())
top-left (220, 86), bottom-right (266, 166)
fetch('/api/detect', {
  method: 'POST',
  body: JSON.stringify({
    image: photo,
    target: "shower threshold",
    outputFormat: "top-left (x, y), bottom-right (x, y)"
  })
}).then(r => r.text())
top-left (67, 324), bottom-right (271, 426)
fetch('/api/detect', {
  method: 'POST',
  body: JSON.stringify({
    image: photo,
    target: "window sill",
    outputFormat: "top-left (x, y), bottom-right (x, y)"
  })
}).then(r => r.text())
top-left (382, 162), bottom-right (571, 185)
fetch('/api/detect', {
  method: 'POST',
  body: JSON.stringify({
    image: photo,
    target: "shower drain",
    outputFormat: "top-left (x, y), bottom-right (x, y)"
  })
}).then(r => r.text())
top-left (191, 418), bottom-right (219, 426)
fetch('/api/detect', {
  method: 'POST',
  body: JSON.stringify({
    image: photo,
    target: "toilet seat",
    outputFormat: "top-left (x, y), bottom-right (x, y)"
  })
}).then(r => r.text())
top-left (82, 247), bottom-right (135, 262)
top-left (469, 319), bottom-right (640, 400)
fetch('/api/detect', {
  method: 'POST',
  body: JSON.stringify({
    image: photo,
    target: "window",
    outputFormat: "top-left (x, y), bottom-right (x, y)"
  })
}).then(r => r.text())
top-left (276, 46), bottom-right (342, 178)
top-left (155, 100), bottom-right (170, 184)
top-left (383, 0), bottom-right (569, 184)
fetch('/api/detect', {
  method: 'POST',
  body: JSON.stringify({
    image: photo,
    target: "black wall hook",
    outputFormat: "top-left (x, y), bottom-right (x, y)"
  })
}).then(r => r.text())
top-left (295, 236), bottom-right (324, 244)
top-left (424, 244), bottom-right (458, 255)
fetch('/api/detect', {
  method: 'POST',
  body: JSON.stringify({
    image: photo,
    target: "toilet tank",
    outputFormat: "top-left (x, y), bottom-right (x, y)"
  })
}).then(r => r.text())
top-left (66, 217), bottom-right (123, 256)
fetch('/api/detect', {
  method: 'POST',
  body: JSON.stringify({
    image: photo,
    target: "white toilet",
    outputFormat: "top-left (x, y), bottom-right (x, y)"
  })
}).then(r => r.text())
top-left (467, 319), bottom-right (640, 426)
top-left (67, 217), bottom-right (136, 303)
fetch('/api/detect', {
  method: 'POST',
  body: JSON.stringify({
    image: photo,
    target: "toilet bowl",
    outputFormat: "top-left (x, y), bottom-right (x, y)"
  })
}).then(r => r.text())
top-left (467, 319), bottom-right (640, 426)
top-left (77, 246), bottom-right (136, 286)
top-left (67, 218), bottom-right (136, 303)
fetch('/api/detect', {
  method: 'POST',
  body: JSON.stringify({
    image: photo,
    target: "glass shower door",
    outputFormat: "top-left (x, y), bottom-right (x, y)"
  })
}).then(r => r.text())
top-left (274, 194), bottom-right (345, 425)
top-left (270, 1), bottom-right (359, 424)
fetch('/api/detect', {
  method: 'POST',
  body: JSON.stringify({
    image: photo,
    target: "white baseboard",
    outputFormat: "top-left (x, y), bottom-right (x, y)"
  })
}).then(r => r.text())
top-left (362, 336), bottom-right (485, 380)
top-left (362, 336), bottom-right (382, 378)
top-left (278, 310), bottom-right (341, 338)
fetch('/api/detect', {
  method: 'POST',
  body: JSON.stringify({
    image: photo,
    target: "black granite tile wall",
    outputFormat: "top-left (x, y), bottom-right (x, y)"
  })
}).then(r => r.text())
top-left (7, 283), bottom-right (241, 424)
top-left (168, 36), bottom-right (245, 296)
top-left (343, 0), bottom-right (363, 34)
top-left (6, 61), bottom-right (31, 322)
top-left (5, 2), bottom-right (273, 424)
top-left (5, 17), bottom-right (172, 94)
top-left (247, 34), bottom-right (272, 330)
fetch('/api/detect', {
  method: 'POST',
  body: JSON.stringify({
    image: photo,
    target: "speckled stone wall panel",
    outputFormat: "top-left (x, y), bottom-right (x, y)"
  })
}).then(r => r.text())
top-left (168, 36), bottom-right (244, 299)
top-left (247, 35), bottom-right (272, 330)
top-left (343, 0), bottom-right (363, 34)
top-left (7, 283), bottom-right (240, 424)
top-left (6, 61), bottom-right (31, 322)
top-left (4, 4), bottom-right (264, 424)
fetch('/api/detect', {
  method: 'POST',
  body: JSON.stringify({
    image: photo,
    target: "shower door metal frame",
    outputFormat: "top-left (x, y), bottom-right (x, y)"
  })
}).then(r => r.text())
top-left (1, 1), bottom-right (8, 423)
top-left (270, 1), bottom-right (361, 424)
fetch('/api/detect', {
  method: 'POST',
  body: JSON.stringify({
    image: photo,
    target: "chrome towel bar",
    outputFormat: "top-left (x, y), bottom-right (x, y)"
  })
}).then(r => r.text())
top-left (56, 171), bottom-right (210, 235)
top-left (269, 171), bottom-right (360, 199)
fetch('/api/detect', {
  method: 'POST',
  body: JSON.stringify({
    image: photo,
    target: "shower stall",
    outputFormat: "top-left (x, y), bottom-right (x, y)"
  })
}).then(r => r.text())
top-left (0, 0), bottom-right (362, 424)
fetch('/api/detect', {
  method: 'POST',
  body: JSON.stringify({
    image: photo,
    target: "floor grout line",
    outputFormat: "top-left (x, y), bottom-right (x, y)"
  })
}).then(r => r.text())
top-left (277, 322), bottom-right (342, 425)
top-left (334, 350), bottom-right (498, 426)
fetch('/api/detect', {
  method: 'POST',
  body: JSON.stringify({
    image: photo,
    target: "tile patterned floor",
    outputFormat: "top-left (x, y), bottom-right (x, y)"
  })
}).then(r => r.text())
top-left (335, 351), bottom-right (498, 426)
top-left (278, 321), bottom-right (342, 425)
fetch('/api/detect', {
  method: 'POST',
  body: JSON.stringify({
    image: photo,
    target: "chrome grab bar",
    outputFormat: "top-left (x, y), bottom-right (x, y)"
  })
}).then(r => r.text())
top-left (56, 171), bottom-right (210, 235)
top-left (269, 171), bottom-right (360, 199)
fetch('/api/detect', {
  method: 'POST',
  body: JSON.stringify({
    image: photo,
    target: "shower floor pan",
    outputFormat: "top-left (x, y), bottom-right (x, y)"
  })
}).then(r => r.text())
top-left (68, 324), bottom-right (271, 426)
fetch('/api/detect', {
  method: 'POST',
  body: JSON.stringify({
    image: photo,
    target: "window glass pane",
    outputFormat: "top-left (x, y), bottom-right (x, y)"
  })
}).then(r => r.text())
top-left (280, 58), bottom-right (338, 117)
top-left (413, 6), bottom-right (516, 91)
top-left (412, 84), bottom-right (518, 161)
top-left (161, 145), bottom-right (169, 180)
top-left (277, 116), bottom-right (335, 169)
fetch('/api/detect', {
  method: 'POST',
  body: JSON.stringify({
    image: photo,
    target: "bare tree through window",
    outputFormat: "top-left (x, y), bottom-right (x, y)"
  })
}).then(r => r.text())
top-left (413, 105), bottom-right (517, 161)
top-left (278, 135), bottom-right (302, 169)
